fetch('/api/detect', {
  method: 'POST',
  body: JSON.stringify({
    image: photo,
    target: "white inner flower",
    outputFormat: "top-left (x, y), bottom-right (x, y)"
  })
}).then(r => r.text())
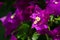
top-left (36, 16), bottom-right (40, 21)
top-left (54, 1), bottom-right (59, 4)
top-left (53, 0), bottom-right (59, 4)
top-left (11, 14), bottom-right (15, 19)
top-left (33, 21), bottom-right (38, 24)
top-left (33, 16), bottom-right (41, 24)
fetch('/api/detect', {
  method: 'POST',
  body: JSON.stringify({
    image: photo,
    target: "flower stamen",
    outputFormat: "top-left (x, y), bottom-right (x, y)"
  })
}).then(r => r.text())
top-left (33, 16), bottom-right (41, 24)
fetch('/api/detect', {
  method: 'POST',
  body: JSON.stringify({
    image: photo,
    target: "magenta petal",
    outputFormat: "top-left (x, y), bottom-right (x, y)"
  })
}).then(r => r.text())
top-left (46, 0), bottom-right (60, 16)
top-left (0, 12), bottom-right (20, 37)
top-left (48, 26), bottom-right (60, 40)
top-left (15, 8), bottom-right (23, 21)
top-left (10, 35), bottom-right (17, 40)
top-left (30, 5), bottom-right (50, 34)
top-left (0, 16), bottom-right (6, 23)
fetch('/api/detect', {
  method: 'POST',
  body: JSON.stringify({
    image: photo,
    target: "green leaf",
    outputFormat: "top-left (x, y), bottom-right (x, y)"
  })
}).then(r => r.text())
top-left (50, 15), bottom-right (54, 22)
top-left (55, 17), bottom-right (60, 21)
top-left (45, 34), bottom-right (52, 40)
top-left (32, 32), bottom-right (39, 40)
top-left (16, 22), bottom-right (30, 40)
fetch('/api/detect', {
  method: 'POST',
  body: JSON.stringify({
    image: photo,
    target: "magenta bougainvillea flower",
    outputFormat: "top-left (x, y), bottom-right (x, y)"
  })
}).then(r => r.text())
top-left (14, 5), bottom-right (34, 21)
top-left (0, 12), bottom-right (20, 37)
top-left (48, 26), bottom-right (60, 40)
top-left (46, 0), bottom-right (60, 16)
top-left (10, 35), bottom-right (17, 40)
top-left (0, 4), bottom-right (35, 37)
top-left (30, 5), bottom-right (50, 34)
top-left (14, 1), bottom-right (35, 21)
